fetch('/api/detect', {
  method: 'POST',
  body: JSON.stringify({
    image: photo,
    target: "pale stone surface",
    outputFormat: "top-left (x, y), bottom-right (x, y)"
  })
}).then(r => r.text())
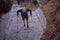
top-left (1, 4), bottom-right (46, 40)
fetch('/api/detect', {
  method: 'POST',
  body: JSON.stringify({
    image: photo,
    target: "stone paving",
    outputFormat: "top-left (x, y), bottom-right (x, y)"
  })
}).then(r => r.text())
top-left (2, 4), bottom-right (46, 40)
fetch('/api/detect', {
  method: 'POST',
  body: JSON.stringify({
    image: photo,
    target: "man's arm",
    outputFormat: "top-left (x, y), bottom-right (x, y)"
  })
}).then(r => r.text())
top-left (17, 9), bottom-right (22, 17)
top-left (17, 10), bottom-right (19, 17)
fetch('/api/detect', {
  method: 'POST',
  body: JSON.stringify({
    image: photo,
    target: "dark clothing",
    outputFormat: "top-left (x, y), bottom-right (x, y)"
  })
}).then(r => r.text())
top-left (21, 12), bottom-right (28, 20)
top-left (17, 9), bottom-right (32, 20)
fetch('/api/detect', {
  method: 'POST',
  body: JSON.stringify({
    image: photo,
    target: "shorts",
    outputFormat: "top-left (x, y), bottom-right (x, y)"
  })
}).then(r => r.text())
top-left (21, 13), bottom-right (28, 20)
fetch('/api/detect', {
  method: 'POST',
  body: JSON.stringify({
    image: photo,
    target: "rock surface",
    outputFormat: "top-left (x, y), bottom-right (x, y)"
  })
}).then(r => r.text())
top-left (39, 0), bottom-right (60, 40)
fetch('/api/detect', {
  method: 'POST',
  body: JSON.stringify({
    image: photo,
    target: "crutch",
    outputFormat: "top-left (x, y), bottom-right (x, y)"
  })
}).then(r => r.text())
top-left (16, 10), bottom-right (18, 29)
top-left (15, 12), bottom-right (19, 40)
top-left (16, 11), bottom-right (19, 32)
top-left (30, 12), bottom-right (34, 28)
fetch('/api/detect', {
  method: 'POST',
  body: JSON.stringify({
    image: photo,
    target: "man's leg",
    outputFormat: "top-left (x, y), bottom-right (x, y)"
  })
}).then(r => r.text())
top-left (23, 18), bottom-right (25, 27)
top-left (21, 14), bottom-right (25, 27)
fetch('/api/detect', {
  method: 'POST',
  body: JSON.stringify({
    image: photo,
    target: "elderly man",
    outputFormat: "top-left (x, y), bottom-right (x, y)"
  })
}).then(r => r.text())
top-left (17, 6), bottom-right (32, 28)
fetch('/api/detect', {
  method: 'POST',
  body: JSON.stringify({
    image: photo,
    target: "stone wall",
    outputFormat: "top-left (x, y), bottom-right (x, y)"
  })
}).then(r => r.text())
top-left (39, 0), bottom-right (60, 40)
